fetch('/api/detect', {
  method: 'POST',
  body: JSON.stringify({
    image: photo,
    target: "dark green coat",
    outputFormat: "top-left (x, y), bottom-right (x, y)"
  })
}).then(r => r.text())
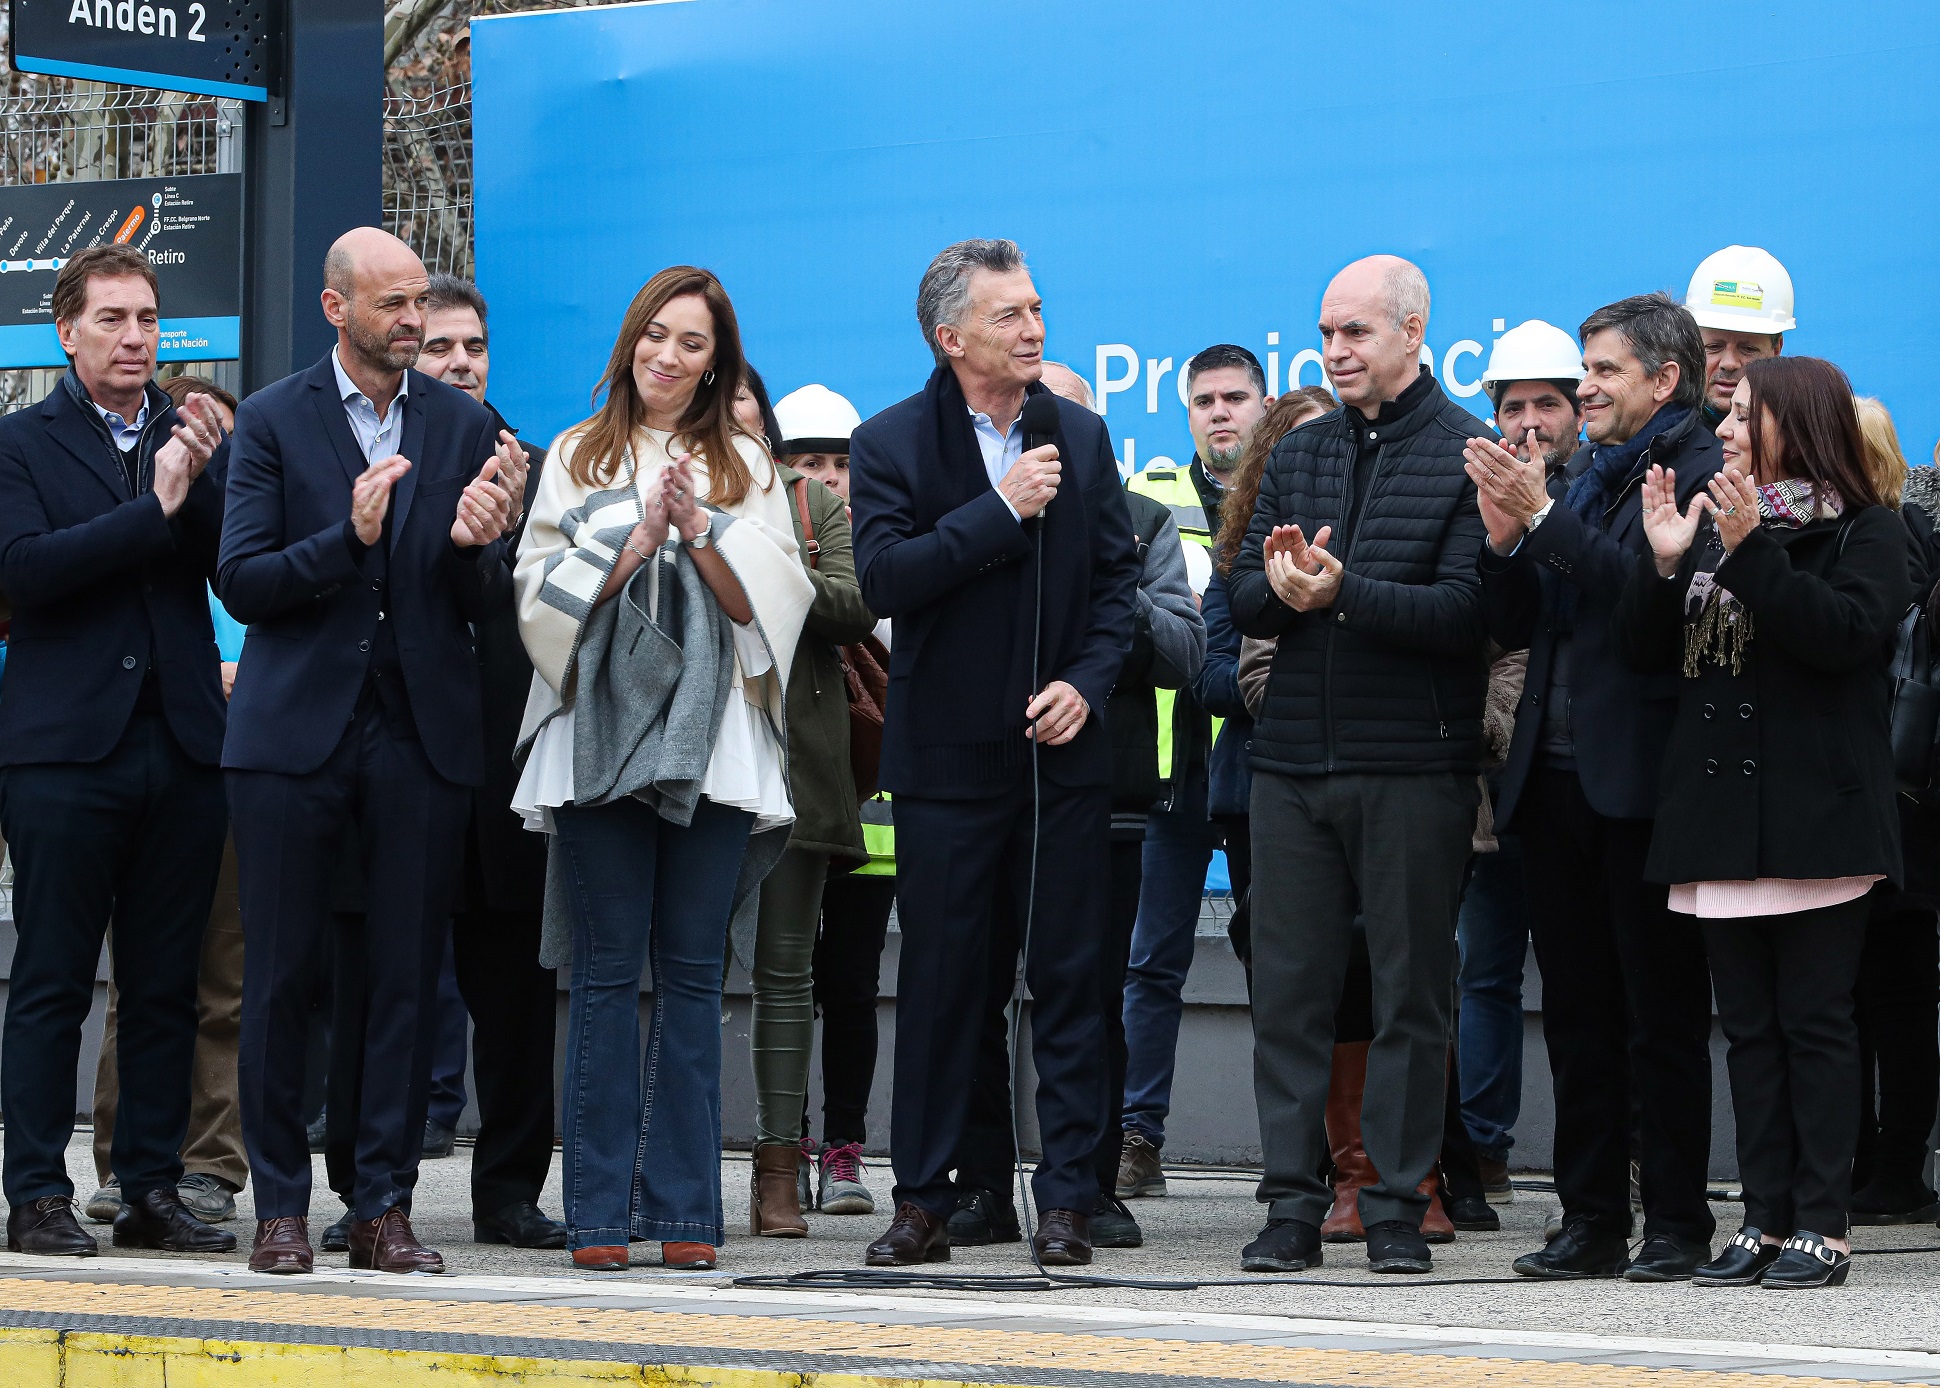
top-left (779, 465), bottom-right (878, 862)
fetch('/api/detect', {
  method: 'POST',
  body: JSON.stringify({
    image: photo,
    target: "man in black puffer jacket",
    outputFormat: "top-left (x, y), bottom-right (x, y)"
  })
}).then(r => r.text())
top-left (1228, 255), bottom-right (1488, 1277)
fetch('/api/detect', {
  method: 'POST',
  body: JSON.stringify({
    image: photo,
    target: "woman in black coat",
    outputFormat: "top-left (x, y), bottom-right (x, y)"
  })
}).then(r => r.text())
top-left (1618, 356), bottom-right (1908, 1290)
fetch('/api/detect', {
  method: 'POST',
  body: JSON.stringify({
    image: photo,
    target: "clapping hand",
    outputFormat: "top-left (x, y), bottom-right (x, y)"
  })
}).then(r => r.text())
top-left (352, 455), bottom-right (411, 546)
top-left (493, 430), bottom-right (530, 529)
top-left (664, 454), bottom-right (710, 543)
top-left (450, 455), bottom-right (515, 548)
top-left (1639, 465), bottom-right (1711, 577)
top-left (1463, 431), bottom-right (1550, 553)
top-left (152, 392), bottom-right (227, 517)
top-left (1707, 466), bottom-right (1761, 553)
top-left (1263, 523), bottom-right (1343, 612)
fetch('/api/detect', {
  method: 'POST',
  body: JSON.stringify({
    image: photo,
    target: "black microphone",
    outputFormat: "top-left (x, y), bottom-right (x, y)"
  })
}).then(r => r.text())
top-left (1019, 393), bottom-right (1060, 533)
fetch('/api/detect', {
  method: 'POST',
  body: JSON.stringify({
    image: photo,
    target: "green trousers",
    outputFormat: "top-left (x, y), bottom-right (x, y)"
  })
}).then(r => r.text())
top-left (751, 846), bottom-right (830, 1146)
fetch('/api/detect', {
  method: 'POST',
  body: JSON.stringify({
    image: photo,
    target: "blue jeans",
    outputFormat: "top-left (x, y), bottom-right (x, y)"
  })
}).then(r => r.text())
top-left (553, 797), bottom-right (753, 1249)
top-left (1119, 777), bottom-right (1221, 1148)
top-left (1455, 834), bottom-right (1532, 1161)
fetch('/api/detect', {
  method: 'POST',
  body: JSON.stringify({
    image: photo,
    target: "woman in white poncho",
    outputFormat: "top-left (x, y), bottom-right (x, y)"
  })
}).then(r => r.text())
top-left (512, 268), bottom-right (811, 1273)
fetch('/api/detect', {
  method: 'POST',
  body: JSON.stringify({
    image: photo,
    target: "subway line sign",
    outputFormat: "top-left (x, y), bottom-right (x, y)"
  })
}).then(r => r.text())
top-left (8, 0), bottom-right (277, 100)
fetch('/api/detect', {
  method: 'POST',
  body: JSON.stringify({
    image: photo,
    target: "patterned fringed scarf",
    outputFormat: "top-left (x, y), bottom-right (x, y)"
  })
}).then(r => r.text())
top-left (1682, 477), bottom-right (1843, 676)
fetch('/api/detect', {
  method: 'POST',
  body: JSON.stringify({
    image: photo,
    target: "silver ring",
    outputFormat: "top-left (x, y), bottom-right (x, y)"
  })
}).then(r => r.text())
top-left (1722, 505), bottom-right (1737, 515)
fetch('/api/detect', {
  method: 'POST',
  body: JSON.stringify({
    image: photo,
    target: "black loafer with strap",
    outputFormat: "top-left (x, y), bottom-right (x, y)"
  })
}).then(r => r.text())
top-left (1694, 1227), bottom-right (1781, 1287)
top-left (1761, 1231), bottom-right (1851, 1289)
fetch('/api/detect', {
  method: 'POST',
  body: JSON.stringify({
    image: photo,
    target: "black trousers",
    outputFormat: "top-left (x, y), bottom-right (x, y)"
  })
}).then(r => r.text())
top-left (812, 871), bottom-right (896, 1147)
top-left (891, 781), bottom-right (1110, 1217)
top-left (956, 836), bottom-right (1142, 1198)
top-left (1250, 770), bottom-right (1474, 1230)
top-left (0, 712), bottom-right (226, 1206)
top-left (1854, 802), bottom-right (1940, 1192)
top-left (1516, 767), bottom-right (1715, 1242)
top-left (1704, 897), bottom-right (1871, 1238)
top-left (232, 707), bottom-right (469, 1221)
top-left (452, 904), bottom-right (559, 1215)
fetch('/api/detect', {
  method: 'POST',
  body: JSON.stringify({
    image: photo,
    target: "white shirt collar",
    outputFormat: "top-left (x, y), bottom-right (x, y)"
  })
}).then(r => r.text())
top-left (332, 346), bottom-right (407, 419)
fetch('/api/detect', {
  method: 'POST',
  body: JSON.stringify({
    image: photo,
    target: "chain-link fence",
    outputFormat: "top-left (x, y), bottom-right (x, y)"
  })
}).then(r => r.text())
top-left (383, 83), bottom-right (473, 279)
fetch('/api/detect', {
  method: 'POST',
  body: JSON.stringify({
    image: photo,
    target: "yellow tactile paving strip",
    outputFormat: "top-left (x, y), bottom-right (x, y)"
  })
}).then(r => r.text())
top-left (0, 1277), bottom-right (1927, 1388)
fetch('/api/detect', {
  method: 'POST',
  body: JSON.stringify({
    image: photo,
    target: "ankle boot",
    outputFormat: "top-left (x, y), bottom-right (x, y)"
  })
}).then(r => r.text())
top-left (751, 1143), bottom-right (809, 1237)
top-left (1420, 1174), bottom-right (1456, 1243)
top-left (1321, 1041), bottom-right (1374, 1242)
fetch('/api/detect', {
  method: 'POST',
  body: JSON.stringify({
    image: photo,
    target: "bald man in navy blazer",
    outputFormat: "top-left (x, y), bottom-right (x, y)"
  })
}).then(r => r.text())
top-left (218, 228), bottom-right (525, 1276)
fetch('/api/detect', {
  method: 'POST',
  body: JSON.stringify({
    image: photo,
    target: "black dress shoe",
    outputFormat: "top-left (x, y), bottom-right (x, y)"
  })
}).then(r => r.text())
top-left (306, 1108), bottom-right (329, 1155)
top-left (1694, 1227), bottom-right (1781, 1287)
top-left (1240, 1217), bottom-right (1322, 1272)
top-left (475, 1200), bottom-right (568, 1249)
top-left (1762, 1231), bottom-right (1851, 1289)
top-left (1366, 1220), bottom-right (1432, 1273)
top-left (1848, 1177), bottom-right (1940, 1225)
top-left (422, 1119), bottom-right (457, 1159)
top-left (866, 1201), bottom-right (950, 1265)
top-left (112, 1186), bottom-right (238, 1253)
top-left (946, 1186), bottom-right (1022, 1245)
top-left (1089, 1193), bottom-right (1143, 1248)
top-left (1623, 1232), bottom-right (1710, 1282)
top-left (320, 1208), bottom-right (353, 1253)
top-left (1513, 1218), bottom-right (1629, 1278)
top-left (1447, 1194), bottom-right (1500, 1231)
top-left (6, 1196), bottom-right (98, 1256)
top-left (1032, 1208), bottom-right (1091, 1266)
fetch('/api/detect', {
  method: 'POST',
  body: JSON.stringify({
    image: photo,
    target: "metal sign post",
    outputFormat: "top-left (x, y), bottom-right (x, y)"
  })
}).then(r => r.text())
top-left (237, 0), bottom-right (380, 392)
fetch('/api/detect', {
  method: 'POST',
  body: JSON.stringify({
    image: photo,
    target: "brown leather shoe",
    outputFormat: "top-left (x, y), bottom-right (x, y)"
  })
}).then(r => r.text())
top-left (572, 1245), bottom-right (629, 1271)
top-left (249, 1217), bottom-right (313, 1274)
top-left (865, 1201), bottom-right (950, 1265)
top-left (348, 1206), bottom-right (444, 1274)
top-left (751, 1142), bottom-right (808, 1237)
top-left (662, 1241), bottom-right (716, 1269)
top-left (1032, 1208), bottom-right (1092, 1266)
top-left (1420, 1176), bottom-right (1456, 1244)
top-left (1321, 1041), bottom-right (1373, 1242)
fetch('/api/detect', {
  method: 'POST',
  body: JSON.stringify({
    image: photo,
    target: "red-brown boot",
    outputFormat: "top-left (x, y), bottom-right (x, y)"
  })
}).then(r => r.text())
top-left (1320, 1041), bottom-right (1374, 1242)
top-left (1420, 1174), bottom-right (1456, 1244)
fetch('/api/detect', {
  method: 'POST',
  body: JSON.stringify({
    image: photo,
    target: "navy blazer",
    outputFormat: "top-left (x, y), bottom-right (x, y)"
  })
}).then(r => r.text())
top-left (217, 353), bottom-right (503, 785)
top-left (1480, 410), bottom-right (1716, 826)
top-left (850, 385), bottom-right (1139, 797)
top-left (0, 376), bottom-right (226, 767)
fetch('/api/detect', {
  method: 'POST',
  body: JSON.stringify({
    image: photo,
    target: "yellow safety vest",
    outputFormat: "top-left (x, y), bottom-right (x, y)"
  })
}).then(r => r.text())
top-left (1127, 464), bottom-right (1220, 783)
top-left (856, 793), bottom-right (895, 876)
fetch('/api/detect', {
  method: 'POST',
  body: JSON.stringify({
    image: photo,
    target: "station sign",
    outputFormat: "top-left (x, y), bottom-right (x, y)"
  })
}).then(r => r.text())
top-left (8, 0), bottom-right (277, 101)
top-left (0, 173), bottom-right (243, 367)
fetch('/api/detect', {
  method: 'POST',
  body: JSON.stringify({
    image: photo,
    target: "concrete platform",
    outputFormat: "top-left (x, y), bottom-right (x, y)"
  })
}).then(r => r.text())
top-left (4, 1136), bottom-right (1938, 1385)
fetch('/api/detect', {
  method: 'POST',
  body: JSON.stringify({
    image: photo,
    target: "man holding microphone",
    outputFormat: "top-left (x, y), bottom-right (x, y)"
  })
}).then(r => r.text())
top-left (849, 238), bottom-right (1140, 1267)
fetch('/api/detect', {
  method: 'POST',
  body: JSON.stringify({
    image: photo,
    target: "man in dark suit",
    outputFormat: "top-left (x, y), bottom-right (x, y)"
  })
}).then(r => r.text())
top-left (0, 245), bottom-right (233, 1257)
top-left (401, 271), bottom-right (563, 1249)
top-left (1467, 292), bottom-right (1719, 1282)
top-left (219, 227), bottom-right (525, 1276)
top-left (849, 238), bottom-right (1140, 1267)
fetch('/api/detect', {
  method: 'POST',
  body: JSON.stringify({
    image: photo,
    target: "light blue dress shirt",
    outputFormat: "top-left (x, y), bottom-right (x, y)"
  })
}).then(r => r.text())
top-left (968, 406), bottom-right (1024, 521)
top-left (92, 400), bottom-right (148, 453)
top-left (331, 347), bottom-right (407, 466)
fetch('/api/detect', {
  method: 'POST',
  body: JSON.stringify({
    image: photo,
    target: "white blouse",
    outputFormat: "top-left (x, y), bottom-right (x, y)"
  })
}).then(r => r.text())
top-left (511, 432), bottom-right (796, 834)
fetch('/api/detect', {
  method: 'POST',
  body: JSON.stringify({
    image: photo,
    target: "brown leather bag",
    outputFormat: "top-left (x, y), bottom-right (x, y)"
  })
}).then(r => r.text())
top-left (792, 478), bottom-right (889, 799)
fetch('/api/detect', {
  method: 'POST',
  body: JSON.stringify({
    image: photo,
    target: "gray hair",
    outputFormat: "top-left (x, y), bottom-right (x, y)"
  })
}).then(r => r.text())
top-left (1578, 292), bottom-right (1706, 411)
top-left (1041, 361), bottom-right (1095, 410)
top-left (916, 238), bottom-right (1027, 366)
top-left (1381, 258), bottom-right (1431, 330)
top-left (425, 272), bottom-right (489, 344)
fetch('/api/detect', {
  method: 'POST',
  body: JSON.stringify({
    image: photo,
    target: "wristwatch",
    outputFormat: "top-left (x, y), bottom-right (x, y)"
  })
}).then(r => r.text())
top-left (1525, 499), bottom-right (1555, 533)
top-left (683, 527), bottom-right (712, 551)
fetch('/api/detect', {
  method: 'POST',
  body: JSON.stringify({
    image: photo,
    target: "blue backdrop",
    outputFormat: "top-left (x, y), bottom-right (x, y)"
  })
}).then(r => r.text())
top-left (474, 0), bottom-right (1940, 470)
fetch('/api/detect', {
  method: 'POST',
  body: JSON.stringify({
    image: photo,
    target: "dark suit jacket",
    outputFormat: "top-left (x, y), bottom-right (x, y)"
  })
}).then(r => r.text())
top-left (0, 375), bottom-right (226, 767)
top-left (850, 380), bottom-right (1139, 797)
top-left (468, 410), bottom-right (547, 913)
top-left (1480, 409), bottom-right (1716, 826)
top-left (217, 353), bottom-right (503, 786)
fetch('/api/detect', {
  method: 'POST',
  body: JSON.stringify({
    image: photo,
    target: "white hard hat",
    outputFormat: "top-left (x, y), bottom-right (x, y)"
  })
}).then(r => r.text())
top-left (773, 384), bottom-right (861, 454)
top-left (1684, 246), bottom-right (1796, 334)
top-left (1480, 319), bottom-right (1585, 388)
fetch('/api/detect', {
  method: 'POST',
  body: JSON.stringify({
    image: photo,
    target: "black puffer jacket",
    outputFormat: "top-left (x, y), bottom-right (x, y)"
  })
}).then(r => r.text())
top-left (1228, 371), bottom-right (1488, 775)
